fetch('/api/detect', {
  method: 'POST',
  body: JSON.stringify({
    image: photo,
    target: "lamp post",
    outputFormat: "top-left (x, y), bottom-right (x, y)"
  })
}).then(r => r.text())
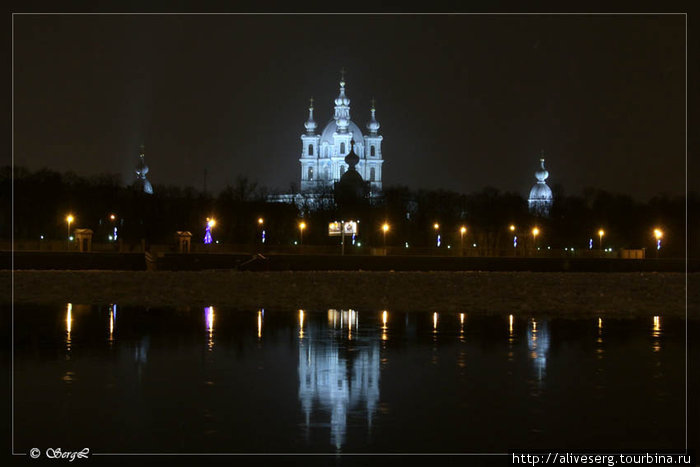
top-left (433, 223), bottom-right (440, 247)
top-left (258, 217), bottom-right (265, 244)
top-left (509, 224), bottom-right (516, 256)
top-left (598, 229), bottom-right (605, 253)
top-left (66, 214), bottom-right (74, 240)
top-left (382, 222), bottom-right (389, 247)
top-left (532, 227), bottom-right (539, 255)
top-left (654, 228), bottom-right (663, 258)
top-left (460, 226), bottom-right (467, 256)
top-left (299, 222), bottom-right (306, 245)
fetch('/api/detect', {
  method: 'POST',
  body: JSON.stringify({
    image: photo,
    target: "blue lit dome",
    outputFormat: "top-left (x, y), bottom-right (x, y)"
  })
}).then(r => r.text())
top-left (320, 119), bottom-right (365, 145)
top-left (529, 181), bottom-right (552, 200)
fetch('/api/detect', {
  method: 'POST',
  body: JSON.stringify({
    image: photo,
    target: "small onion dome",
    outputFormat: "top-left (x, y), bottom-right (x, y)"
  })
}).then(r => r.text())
top-left (334, 80), bottom-right (351, 107)
top-left (535, 158), bottom-right (549, 183)
top-left (366, 99), bottom-right (380, 134)
top-left (344, 140), bottom-right (360, 169)
top-left (304, 98), bottom-right (317, 134)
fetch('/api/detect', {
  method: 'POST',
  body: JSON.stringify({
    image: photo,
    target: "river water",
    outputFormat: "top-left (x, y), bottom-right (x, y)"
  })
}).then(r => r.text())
top-left (12, 305), bottom-right (689, 454)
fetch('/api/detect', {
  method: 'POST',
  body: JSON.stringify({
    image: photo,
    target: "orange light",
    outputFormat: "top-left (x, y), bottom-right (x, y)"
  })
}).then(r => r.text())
top-left (460, 226), bottom-right (467, 234)
top-left (433, 223), bottom-right (439, 230)
top-left (258, 217), bottom-right (264, 225)
top-left (509, 224), bottom-right (515, 232)
top-left (299, 222), bottom-right (306, 231)
top-left (654, 228), bottom-right (663, 240)
top-left (532, 227), bottom-right (539, 237)
top-left (382, 223), bottom-right (389, 233)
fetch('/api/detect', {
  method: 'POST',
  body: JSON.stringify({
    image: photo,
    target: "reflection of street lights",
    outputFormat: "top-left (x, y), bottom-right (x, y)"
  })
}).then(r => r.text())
top-left (532, 227), bottom-right (539, 253)
top-left (654, 228), bottom-right (663, 258)
top-left (298, 222), bottom-right (306, 245)
top-left (382, 222), bottom-right (389, 246)
top-left (66, 214), bottom-right (74, 240)
top-left (433, 223), bottom-right (440, 247)
top-left (598, 229), bottom-right (605, 252)
top-left (460, 226), bottom-right (467, 255)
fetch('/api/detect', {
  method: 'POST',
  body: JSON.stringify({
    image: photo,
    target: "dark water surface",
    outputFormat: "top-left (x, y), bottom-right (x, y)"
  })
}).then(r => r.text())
top-left (13, 305), bottom-right (688, 454)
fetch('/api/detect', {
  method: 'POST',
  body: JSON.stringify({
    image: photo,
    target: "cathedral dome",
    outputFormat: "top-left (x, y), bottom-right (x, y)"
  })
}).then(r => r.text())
top-left (535, 158), bottom-right (549, 182)
top-left (529, 182), bottom-right (552, 200)
top-left (320, 119), bottom-right (365, 145)
top-left (366, 102), bottom-right (380, 134)
top-left (334, 80), bottom-right (351, 107)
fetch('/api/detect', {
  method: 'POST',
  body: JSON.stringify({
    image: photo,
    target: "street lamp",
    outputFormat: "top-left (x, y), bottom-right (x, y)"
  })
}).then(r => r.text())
top-left (460, 226), bottom-right (467, 255)
top-left (66, 214), bottom-right (74, 240)
top-left (382, 222), bottom-right (389, 247)
top-left (532, 227), bottom-right (539, 254)
top-left (258, 218), bottom-right (265, 244)
top-left (299, 221), bottom-right (306, 245)
top-left (509, 224), bottom-right (516, 255)
top-left (654, 228), bottom-right (663, 257)
top-left (204, 217), bottom-right (216, 244)
top-left (433, 223), bottom-right (440, 247)
top-left (598, 229), bottom-right (605, 252)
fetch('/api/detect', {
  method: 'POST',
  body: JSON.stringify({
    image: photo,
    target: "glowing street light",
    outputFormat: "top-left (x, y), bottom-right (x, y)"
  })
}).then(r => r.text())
top-left (460, 226), bottom-right (467, 255)
top-left (532, 227), bottom-right (540, 253)
top-left (433, 223), bottom-right (440, 247)
top-left (258, 217), bottom-right (264, 225)
top-left (654, 228), bottom-right (663, 257)
top-left (509, 224), bottom-right (517, 254)
top-left (204, 217), bottom-right (216, 244)
top-left (66, 214), bottom-right (74, 240)
top-left (298, 221), bottom-right (306, 245)
top-left (382, 222), bottom-right (389, 246)
top-left (598, 229), bottom-right (605, 251)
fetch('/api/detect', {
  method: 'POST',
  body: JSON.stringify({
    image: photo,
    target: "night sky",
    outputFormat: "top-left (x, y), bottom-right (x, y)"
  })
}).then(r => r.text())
top-left (13, 14), bottom-right (686, 200)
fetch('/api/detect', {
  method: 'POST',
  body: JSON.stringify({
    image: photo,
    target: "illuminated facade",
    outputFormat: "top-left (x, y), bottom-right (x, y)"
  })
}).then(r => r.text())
top-left (528, 158), bottom-right (552, 216)
top-left (299, 73), bottom-right (383, 195)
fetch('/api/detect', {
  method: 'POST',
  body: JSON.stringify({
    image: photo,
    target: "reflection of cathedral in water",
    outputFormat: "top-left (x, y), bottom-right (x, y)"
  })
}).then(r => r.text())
top-left (527, 319), bottom-right (550, 382)
top-left (298, 310), bottom-right (380, 449)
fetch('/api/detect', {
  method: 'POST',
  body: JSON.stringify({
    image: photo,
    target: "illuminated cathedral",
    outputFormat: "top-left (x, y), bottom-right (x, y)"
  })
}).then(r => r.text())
top-left (299, 71), bottom-right (384, 196)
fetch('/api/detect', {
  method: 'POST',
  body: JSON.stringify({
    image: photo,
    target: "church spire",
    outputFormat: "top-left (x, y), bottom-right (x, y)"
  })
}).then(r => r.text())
top-left (366, 97), bottom-right (380, 135)
top-left (304, 97), bottom-right (317, 135)
top-left (334, 68), bottom-right (351, 133)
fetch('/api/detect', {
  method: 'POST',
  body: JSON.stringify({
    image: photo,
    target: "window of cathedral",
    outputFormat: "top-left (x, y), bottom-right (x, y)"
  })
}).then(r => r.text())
top-left (308, 144), bottom-right (313, 156)
top-left (371, 146), bottom-right (376, 157)
top-left (340, 142), bottom-right (345, 154)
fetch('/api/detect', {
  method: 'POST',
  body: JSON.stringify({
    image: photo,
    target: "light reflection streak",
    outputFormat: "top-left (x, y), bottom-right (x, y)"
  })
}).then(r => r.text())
top-left (652, 316), bottom-right (661, 352)
top-left (527, 318), bottom-right (550, 382)
top-left (205, 306), bottom-right (215, 351)
top-left (433, 312), bottom-right (438, 333)
top-left (459, 313), bottom-right (465, 342)
top-left (257, 309), bottom-right (263, 339)
top-left (299, 309), bottom-right (305, 339)
top-left (109, 304), bottom-right (116, 345)
top-left (65, 303), bottom-right (72, 354)
top-left (596, 317), bottom-right (604, 359)
top-left (381, 310), bottom-right (388, 341)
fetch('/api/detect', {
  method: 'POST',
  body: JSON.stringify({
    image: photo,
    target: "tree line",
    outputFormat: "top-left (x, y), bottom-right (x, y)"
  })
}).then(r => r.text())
top-left (1, 166), bottom-right (694, 258)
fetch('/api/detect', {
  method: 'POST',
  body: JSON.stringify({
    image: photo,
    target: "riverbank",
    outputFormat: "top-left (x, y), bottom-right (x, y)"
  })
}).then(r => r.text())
top-left (4, 270), bottom-right (697, 319)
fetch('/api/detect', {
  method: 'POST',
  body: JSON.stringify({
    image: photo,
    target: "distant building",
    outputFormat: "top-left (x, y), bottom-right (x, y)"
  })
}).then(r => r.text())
top-left (528, 158), bottom-right (552, 216)
top-left (270, 71), bottom-right (383, 209)
top-left (300, 71), bottom-right (383, 194)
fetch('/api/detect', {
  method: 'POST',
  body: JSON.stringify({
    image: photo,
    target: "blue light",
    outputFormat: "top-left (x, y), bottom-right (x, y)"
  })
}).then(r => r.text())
top-left (513, 236), bottom-right (517, 248)
top-left (262, 229), bottom-right (266, 244)
top-left (437, 235), bottom-right (441, 247)
top-left (657, 239), bottom-right (661, 250)
top-left (114, 227), bottom-right (118, 241)
top-left (352, 233), bottom-right (356, 245)
top-left (589, 238), bottom-right (593, 250)
top-left (204, 224), bottom-right (212, 244)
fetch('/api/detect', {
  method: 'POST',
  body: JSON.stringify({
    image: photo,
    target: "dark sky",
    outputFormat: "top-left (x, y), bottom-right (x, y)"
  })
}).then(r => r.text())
top-left (13, 14), bottom-right (686, 200)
